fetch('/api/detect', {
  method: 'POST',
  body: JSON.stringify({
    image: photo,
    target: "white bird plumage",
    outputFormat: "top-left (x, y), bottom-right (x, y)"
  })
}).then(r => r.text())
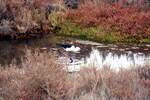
top-left (65, 45), bottom-right (80, 53)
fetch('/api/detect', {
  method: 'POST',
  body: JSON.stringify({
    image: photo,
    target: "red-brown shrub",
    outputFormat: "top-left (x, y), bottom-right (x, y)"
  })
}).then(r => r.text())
top-left (64, 3), bottom-right (150, 39)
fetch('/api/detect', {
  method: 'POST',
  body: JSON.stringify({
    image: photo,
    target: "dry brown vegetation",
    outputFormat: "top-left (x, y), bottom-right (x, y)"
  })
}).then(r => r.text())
top-left (0, 50), bottom-right (70, 100)
top-left (0, 0), bottom-right (63, 39)
top-left (0, 1), bottom-right (149, 99)
top-left (0, 0), bottom-right (150, 42)
top-left (0, 50), bottom-right (149, 100)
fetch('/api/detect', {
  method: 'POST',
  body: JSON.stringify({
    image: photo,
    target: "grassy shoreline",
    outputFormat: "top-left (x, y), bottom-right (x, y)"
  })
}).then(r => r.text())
top-left (55, 21), bottom-right (150, 44)
top-left (50, 3), bottom-right (150, 44)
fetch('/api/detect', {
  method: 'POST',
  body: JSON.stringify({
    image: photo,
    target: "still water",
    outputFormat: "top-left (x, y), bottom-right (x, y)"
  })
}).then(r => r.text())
top-left (0, 36), bottom-right (149, 72)
top-left (58, 40), bottom-right (150, 72)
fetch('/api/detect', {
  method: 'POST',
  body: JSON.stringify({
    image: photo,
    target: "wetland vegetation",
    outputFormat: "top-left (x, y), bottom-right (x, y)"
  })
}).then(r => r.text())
top-left (0, 0), bottom-right (149, 100)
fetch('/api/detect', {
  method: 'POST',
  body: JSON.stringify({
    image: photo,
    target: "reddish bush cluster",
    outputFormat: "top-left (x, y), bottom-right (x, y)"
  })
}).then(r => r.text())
top-left (65, 3), bottom-right (150, 39)
top-left (79, 0), bottom-right (150, 8)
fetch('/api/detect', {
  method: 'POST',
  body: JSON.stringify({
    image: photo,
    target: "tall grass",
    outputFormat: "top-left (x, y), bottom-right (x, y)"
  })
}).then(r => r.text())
top-left (0, 50), bottom-right (70, 100)
top-left (68, 67), bottom-right (150, 100)
top-left (0, 50), bottom-right (149, 100)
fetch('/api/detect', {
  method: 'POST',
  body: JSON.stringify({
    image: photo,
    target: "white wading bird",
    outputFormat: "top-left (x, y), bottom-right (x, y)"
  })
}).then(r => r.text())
top-left (57, 43), bottom-right (81, 53)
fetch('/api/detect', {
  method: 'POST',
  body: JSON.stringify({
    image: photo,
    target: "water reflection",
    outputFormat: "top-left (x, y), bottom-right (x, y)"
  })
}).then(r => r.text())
top-left (60, 49), bottom-right (150, 72)
top-left (87, 49), bottom-right (149, 70)
top-left (0, 41), bottom-right (25, 66)
top-left (0, 37), bottom-right (149, 71)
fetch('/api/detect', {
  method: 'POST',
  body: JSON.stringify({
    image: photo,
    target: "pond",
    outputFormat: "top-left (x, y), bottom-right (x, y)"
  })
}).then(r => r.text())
top-left (57, 39), bottom-right (150, 72)
top-left (0, 35), bottom-right (149, 72)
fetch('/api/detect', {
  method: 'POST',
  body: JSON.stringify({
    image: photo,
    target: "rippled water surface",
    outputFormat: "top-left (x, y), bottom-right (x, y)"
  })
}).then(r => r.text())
top-left (58, 40), bottom-right (150, 72)
top-left (0, 36), bottom-right (149, 72)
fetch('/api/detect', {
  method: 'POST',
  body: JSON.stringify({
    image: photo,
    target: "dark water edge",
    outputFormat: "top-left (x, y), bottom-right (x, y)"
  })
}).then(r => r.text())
top-left (0, 35), bottom-right (149, 71)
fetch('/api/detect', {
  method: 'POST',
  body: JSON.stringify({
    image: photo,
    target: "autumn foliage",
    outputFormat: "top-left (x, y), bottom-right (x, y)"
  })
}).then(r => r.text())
top-left (0, 0), bottom-right (63, 39)
top-left (65, 3), bottom-right (150, 39)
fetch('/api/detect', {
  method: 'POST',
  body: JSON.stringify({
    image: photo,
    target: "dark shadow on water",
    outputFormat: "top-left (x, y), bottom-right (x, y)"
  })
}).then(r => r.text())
top-left (0, 36), bottom-right (149, 68)
top-left (0, 41), bottom-right (25, 66)
top-left (0, 35), bottom-right (58, 66)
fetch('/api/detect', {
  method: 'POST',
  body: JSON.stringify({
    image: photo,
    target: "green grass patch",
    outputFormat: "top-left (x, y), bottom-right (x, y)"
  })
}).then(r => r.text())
top-left (47, 11), bottom-right (150, 44)
top-left (140, 38), bottom-right (150, 43)
top-left (53, 20), bottom-right (150, 44)
top-left (57, 22), bottom-right (117, 43)
top-left (56, 22), bottom-right (131, 43)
